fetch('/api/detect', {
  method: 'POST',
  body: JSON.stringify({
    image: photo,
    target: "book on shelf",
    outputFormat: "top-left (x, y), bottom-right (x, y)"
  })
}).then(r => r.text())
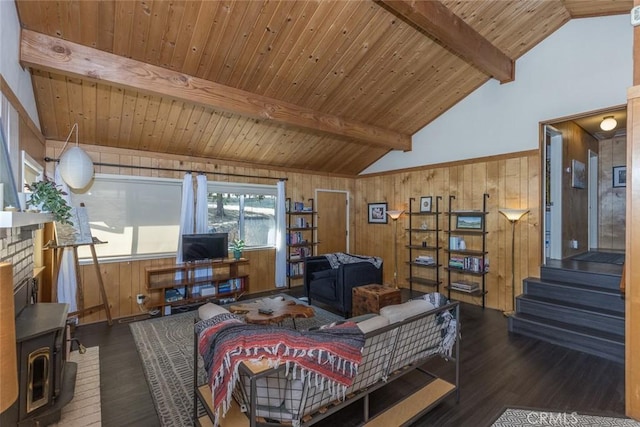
top-left (287, 262), bottom-right (305, 277)
top-left (450, 279), bottom-right (479, 292)
top-left (200, 284), bottom-right (216, 297)
top-left (414, 255), bottom-right (435, 265)
top-left (165, 288), bottom-right (184, 303)
top-left (286, 231), bottom-right (307, 245)
top-left (289, 247), bottom-right (311, 261)
top-left (448, 256), bottom-right (488, 273)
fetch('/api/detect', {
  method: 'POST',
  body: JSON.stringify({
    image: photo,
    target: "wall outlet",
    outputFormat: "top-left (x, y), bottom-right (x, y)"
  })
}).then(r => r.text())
top-left (136, 294), bottom-right (145, 304)
top-left (570, 240), bottom-right (578, 249)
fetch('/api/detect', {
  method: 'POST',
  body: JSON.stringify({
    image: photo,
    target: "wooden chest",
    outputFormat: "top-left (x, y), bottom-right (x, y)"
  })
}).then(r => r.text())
top-left (352, 284), bottom-right (401, 317)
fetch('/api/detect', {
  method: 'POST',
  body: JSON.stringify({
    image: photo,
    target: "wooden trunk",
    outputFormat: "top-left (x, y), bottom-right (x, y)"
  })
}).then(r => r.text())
top-left (352, 285), bottom-right (401, 317)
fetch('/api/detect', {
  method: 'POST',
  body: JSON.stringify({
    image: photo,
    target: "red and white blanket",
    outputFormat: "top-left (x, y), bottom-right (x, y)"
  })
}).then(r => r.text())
top-left (196, 314), bottom-right (365, 425)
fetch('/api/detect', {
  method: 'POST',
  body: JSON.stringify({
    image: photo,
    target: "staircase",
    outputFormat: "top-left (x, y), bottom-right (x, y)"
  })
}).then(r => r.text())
top-left (508, 263), bottom-right (624, 364)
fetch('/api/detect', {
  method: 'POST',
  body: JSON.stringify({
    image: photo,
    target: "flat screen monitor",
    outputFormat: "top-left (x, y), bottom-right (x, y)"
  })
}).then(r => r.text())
top-left (182, 233), bottom-right (228, 262)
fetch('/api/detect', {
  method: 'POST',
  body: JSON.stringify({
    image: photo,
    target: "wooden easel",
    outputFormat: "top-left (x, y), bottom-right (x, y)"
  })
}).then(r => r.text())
top-left (46, 237), bottom-right (112, 325)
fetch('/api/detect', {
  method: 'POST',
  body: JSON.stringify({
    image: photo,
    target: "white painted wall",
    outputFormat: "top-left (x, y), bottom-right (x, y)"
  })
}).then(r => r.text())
top-left (0, 0), bottom-right (40, 129)
top-left (363, 15), bottom-right (632, 174)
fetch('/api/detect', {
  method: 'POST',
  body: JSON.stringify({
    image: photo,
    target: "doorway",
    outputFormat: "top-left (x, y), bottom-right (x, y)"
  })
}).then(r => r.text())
top-left (315, 190), bottom-right (349, 255)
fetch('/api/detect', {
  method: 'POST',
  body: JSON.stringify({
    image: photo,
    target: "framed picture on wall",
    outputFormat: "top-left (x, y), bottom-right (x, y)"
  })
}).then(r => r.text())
top-left (420, 196), bottom-right (432, 213)
top-left (571, 159), bottom-right (586, 189)
top-left (368, 202), bottom-right (388, 224)
top-left (613, 166), bottom-right (627, 188)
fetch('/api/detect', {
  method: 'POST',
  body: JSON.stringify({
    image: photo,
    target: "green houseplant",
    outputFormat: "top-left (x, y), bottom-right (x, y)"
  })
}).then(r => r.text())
top-left (25, 179), bottom-right (73, 224)
top-left (230, 238), bottom-right (245, 260)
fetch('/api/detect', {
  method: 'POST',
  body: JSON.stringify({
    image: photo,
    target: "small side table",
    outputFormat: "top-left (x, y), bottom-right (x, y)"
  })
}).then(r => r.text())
top-left (352, 284), bottom-right (401, 317)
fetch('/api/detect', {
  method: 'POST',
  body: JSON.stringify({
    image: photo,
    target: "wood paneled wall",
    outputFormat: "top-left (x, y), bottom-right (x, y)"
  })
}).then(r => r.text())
top-left (354, 151), bottom-right (541, 312)
top-left (45, 142), bottom-right (356, 323)
top-left (45, 142), bottom-right (539, 321)
top-left (599, 136), bottom-right (627, 250)
top-left (554, 121), bottom-right (598, 258)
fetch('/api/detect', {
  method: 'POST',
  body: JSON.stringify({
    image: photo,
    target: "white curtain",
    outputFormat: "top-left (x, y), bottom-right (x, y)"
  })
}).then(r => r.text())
top-left (176, 173), bottom-right (194, 264)
top-left (54, 168), bottom-right (77, 313)
top-left (193, 174), bottom-right (209, 284)
top-left (195, 174), bottom-right (208, 234)
top-left (275, 180), bottom-right (287, 288)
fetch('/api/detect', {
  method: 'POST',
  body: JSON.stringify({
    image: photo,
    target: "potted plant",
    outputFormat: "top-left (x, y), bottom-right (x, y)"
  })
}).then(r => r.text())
top-left (230, 238), bottom-right (245, 260)
top-left (25, 179), bottom-right (73, 224)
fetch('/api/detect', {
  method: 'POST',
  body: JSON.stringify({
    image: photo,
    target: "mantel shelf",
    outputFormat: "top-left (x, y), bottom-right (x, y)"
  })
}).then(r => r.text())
top-left (0, 211), bottom-right (53, 228)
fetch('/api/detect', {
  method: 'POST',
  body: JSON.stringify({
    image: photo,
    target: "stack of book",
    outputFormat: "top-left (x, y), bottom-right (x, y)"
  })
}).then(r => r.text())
top-left (450, 280), bottom-right (479, 293)
top-left (165, 288), bottom-right (184, 302)
top-left (414, 255), bottom-right (435, 265)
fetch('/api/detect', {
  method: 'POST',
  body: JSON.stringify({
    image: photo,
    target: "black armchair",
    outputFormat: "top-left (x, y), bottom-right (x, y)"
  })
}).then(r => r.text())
top-left (304, 254), bottom-right (383, 317)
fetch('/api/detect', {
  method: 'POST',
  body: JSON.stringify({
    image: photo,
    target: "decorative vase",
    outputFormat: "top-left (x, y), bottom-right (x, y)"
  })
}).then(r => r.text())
top-left (233, 250), bottom-right (242, 260)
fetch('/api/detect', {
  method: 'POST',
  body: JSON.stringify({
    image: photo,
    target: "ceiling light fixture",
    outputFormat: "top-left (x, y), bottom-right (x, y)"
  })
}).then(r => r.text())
top-left (58, 123), bottom-right (94, 189)
top-left (600, 116), bottom-right (617, 131)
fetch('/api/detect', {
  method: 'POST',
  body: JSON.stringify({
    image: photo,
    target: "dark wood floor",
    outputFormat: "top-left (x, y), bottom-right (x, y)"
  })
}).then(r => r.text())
top-left (74, 288), bottom-right (625, 427)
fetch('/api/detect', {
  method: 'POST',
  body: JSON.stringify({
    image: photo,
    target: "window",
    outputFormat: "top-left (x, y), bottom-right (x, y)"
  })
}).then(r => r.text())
top-left (207, 181), bottom-right (277, 249)
top-left (70, 174), bottom-right (182, 261)
top-left (69, 175), bottom-right (278, 261)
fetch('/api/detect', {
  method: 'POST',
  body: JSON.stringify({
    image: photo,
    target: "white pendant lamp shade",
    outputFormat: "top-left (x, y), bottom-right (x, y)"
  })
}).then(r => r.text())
top-left (58, 146), bottom-right (94, 189)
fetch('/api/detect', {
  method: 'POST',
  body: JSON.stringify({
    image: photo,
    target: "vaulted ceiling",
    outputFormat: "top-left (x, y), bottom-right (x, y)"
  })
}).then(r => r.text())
top-left (15, 0), bottom-right (631, 176)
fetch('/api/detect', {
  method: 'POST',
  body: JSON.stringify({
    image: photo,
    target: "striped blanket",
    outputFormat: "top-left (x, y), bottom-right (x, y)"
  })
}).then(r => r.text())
top-left (196, 314), bottom-right (365, 425)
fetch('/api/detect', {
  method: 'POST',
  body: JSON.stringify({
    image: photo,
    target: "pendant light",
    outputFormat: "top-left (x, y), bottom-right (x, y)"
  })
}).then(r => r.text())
top-left (58, 123), bottom-right (94, 189)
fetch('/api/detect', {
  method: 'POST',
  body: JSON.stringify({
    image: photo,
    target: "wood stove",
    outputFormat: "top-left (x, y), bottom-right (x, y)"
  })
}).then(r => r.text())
top-left (14, 303), bottom-right (76, 426)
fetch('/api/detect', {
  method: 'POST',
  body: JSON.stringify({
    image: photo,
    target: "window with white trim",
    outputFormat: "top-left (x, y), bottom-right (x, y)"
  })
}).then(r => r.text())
top-left (207, 181), bottom-right (277, 248)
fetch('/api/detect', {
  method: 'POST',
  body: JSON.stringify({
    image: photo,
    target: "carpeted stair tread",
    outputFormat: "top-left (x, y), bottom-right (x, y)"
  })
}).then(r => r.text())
top-left (525, 277), bottom-right (621, 295)
top-left (519, 294), bottom-right (624, 318)
top-left (512, 312), bottom-right (625, 341)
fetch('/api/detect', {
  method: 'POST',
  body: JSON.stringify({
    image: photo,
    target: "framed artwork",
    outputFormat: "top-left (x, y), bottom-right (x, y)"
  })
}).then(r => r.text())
top-left (613, 166), bottom-right (627, 188)
top-left (420, 196), bottom-right (432, 213)
top-left (368, 202), bottom-right (388, 224)
top-left (571, 159), bottom-right (586, 189)
top-left (456, 214), bottom-right (483, 230)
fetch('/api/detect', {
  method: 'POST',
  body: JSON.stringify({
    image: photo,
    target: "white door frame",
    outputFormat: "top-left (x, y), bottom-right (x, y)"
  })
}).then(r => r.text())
top-left (544, 126), bottom-right (563, 261)
top-left (314, 189), bottom-right (350, 253)
top-left (588, 150), bottom-right (599, 250)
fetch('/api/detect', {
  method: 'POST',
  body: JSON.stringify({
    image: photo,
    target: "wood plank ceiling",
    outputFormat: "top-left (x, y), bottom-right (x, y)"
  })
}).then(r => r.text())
top-left (15, 0), bottom-right (630, 176)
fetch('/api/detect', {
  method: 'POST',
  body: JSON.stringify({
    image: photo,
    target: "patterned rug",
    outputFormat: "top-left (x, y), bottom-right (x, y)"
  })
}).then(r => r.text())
top-left (129, 294), bottom-right (343, 427)
top-left (51, 347), bottom-right (101, 427)
top-left (492, 408), bottom-right (640, 426)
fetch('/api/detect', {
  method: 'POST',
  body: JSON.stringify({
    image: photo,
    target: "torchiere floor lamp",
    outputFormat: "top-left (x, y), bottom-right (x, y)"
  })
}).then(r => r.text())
top-left (387, 210), bottom-right (404, 289)
top-left (499, 208), bottom-right (529, 317)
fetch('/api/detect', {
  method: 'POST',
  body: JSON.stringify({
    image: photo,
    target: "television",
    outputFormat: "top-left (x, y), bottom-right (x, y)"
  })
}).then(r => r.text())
top-left (182, 233), bottom-right (228, 262)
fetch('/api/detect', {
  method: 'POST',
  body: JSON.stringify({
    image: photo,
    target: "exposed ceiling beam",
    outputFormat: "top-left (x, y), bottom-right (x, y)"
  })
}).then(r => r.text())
top-left (379, 0), bottom-right (514, 83)
top-left (20, 29), bottom-right (411, 152)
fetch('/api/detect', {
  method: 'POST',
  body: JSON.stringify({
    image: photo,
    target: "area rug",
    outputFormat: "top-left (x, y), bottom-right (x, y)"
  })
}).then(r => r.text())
top-left (571, 251), bottom-right (625, 265)
top-left (51, 347), bottom-right (101, 427)
top-left (129, 294), bottom-right (343, 427)
top-left (492, 408), bottom-right (640, 426)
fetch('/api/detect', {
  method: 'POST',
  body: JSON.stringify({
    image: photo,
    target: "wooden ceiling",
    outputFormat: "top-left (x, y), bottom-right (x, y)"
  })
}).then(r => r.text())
top-left (15, 0), bottom-right (630, 176)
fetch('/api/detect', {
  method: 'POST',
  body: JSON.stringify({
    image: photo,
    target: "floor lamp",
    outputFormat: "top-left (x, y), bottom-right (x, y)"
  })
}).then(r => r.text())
top-left (387, 210), bottom-right (404, 289)
top-left (499, 208), bottom-right (529, 317)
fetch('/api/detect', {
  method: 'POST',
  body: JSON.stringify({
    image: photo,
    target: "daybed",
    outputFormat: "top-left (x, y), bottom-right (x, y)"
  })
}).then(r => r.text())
top-left (193, 295), bottom-right (460, 427)
top-left (304, 253), bottom-right (383, 317)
